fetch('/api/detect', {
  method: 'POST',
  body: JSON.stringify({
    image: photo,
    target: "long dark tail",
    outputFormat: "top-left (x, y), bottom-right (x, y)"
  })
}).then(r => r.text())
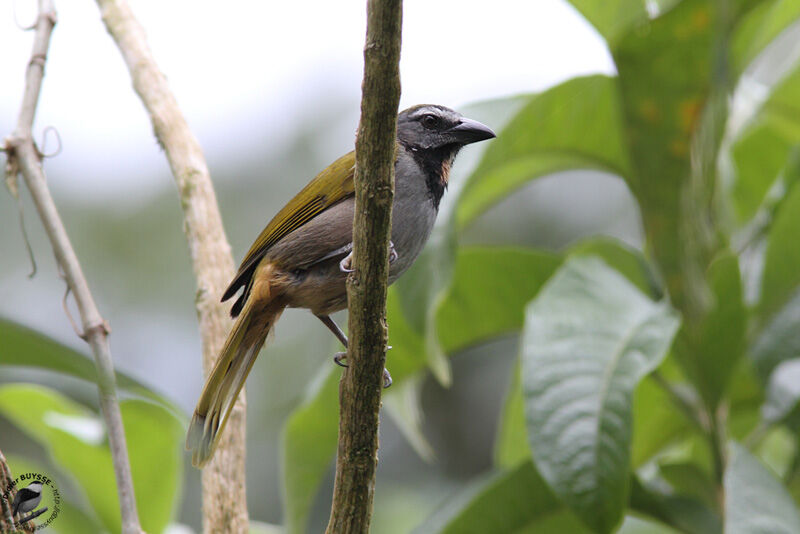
top-left (185, 294), bottom-right (285, 467)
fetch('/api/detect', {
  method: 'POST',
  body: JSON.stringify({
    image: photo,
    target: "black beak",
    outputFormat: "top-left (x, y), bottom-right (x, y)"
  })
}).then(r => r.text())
top-left (448, 117), bottom-right (496, 145)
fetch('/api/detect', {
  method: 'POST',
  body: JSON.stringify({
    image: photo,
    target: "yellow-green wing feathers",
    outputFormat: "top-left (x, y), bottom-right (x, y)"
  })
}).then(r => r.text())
top-left (221, 151), bottom-right (356, 307)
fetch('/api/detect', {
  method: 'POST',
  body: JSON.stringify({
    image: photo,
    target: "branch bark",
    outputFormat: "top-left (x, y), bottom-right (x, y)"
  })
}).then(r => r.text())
top-left (3, 2), bottom-right (141, 533)
top-left (0, 449), bottom-right (35, 533)
top-left (325, 0), bottom-right (403, 532)
top-left (92, 1), bottom-right (247, 532)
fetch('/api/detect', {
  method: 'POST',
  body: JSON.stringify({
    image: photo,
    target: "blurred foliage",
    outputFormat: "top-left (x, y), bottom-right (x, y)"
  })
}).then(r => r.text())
top-left (2, 0), bottom-right (800, 533)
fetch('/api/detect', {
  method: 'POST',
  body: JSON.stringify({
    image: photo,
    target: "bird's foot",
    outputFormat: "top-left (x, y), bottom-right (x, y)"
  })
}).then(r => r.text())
top-left (383, 368), bottom-right (393, 388)
top-left (331, 353), bottom-right (392, 388)
top-left (339, 252), bottom-right (353, 273)
top-left (389, 241), bottom-right (398, 264)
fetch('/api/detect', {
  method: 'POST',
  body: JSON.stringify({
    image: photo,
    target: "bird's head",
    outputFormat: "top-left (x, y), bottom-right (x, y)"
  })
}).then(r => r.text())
top-left (397, 104), bottom-right (495, 152)
top-left (396, 104), bottom-right (495, 204)
top-left (25, 482), bottom-right (43, 494)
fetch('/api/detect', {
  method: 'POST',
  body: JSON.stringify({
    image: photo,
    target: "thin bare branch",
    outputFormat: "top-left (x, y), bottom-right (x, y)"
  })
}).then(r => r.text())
top-left (3, 1), bottom-right (142, 532)
top-left (325, 0), bottom-right (403, 531)
top-left (92, 0), bottom-right (246, 531)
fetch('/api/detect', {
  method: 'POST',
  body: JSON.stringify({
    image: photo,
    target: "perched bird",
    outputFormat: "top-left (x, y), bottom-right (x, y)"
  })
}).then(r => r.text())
top-left (12, 481), bottom-right (43, 517)
top-left (186, 104), bottom-right (495, 467)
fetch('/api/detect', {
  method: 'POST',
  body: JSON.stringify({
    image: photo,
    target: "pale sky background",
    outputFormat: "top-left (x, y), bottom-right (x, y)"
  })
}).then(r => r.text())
top-left (1, 0), bottom-right (615, 201)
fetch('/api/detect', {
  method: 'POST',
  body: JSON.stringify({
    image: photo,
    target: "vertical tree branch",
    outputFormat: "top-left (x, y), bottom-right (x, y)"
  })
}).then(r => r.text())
top-left (0, 449), bottom-right (35, 533)
top-left (325, 0), bottom-right (402, 532)
top-left (3, 2), bottom-right (142, 532)
top-left (92, 1), bottom-right (248, 531)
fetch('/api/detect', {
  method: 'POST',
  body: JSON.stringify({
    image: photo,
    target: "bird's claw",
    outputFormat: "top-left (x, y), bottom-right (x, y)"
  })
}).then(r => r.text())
top-left (333, 352), bottom-right (348, 367)
top-left (383, 368), bottom-right (393, 388)
top-left (339, 252), bottom-right (354, 273)
top-left (332, 353), bottom-right (392, 388)
top-left (389, 241), bottom-right (398, 264)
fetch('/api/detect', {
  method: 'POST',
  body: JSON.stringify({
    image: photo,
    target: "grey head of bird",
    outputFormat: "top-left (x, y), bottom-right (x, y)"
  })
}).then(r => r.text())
top-left (397, 104), bottom-right (496, 152)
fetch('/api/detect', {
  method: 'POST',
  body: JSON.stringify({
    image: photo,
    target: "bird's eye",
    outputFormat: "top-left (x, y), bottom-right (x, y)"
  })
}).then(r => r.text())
top-left (421, 114), bottom-right (440, 129)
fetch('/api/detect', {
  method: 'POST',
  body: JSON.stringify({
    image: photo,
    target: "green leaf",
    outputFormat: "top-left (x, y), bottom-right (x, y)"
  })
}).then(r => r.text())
top-left (751, 288), bottom-right (800, 381)
top-left (568, 238), bottom-right (661, 298)
top-left (631, 476), bottom-right (721, 534)
top-left (493, 362), bottom-right (530, 469)
top-left (731, 66), bottom-right (800, 223)
top-left (759, 183), bottom-right (800, 323)
top-left (724, 443), bottom-right (800, 534)
top-left (731, 0), bottom-right (800, 76)
top-left (631, 376), bottom-right (693, 467)
top-left (0, 384), bottom-right (183, 534)
top-left (456, 75), bottom-right (631, 228)
top-left (436, 247), bottom-right (561, 355)
top-left (383, 375), bottom-right (435, 462)
top-left (521, 257), bottom-right (680, 533)
top-left (413, 461), bottom-right (591, 534)
top-left (281, 368), bottom-right (339, 534)
top-left (567, 0), bottom-right (650, 49)
top-left (0, 318), bottom-right (181, 416)
top-left (676, 254), bottom-right (746, 408)
top-left (613, 0), bottom-right (725, 319)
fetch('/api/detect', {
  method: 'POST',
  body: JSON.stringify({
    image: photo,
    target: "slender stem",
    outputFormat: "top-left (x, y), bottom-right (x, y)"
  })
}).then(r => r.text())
top-left (92, 1), bottom-right (246, 531)
top-left (325, 0), bottom-right (402, 532)
top-left (4, 2), bottom-right (141, 532)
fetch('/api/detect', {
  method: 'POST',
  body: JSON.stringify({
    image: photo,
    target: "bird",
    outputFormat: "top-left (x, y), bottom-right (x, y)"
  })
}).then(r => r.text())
top-left (12, 481), bottom-right (43, 517)
top-left (186, 104), bottom-right (495, 467)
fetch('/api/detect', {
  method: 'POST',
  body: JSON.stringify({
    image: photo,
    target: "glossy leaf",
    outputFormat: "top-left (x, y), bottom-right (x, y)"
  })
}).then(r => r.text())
top-left (724, 443), bottom-right (800, 534)
top-left (456, 75), bottom-right (631, 228)
top-left (436, 247), bottom-right (561, 355)
top-left (414, 461), bottom-right (590, 534)
top-left (0, 384), bottom-right (183, 534)
top-left (0, 318), bottom-right (181, 416)
top-left (521, 257), bottom-right (680, 533)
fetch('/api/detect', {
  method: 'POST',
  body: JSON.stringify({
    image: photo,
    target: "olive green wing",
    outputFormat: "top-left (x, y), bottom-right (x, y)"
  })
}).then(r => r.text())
top-left (222, 151), bottom-right (356, 315)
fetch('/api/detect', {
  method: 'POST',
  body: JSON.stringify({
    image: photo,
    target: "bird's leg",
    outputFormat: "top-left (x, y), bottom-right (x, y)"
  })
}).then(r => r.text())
top-left (316, 314), bottom-right (349, 347)
top-left (316, 315), bottom-right (392, 388)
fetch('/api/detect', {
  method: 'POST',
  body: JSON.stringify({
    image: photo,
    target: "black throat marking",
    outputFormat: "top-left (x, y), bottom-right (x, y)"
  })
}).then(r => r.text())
top-left (403, 142), bottom-right (461, 209)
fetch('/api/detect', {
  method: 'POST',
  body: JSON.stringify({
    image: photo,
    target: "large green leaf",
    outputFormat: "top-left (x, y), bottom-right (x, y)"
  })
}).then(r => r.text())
top-left (614, 0), bottom-right (722, 315)
top-left (631, 376), bottom-right (694, 468)
top-left (493, 362), bottom-right (530, 469)
top-left (413, 461), bottom-right (590, 534)
top-left (724, 443), bottom-right (800, 534)
top-left (0, 384), bottom-right (183, 534)
top-left (521, 257), bottom-right (680, 533)
top-left (567, 0), bottom-right (650, 49)
top-left (759, 183), bottom-right (800, 323)
top-left (455, 75), bottom-right (631, 228)
top-left (436, 247), bottom-right (561, 355)
top-left (0, 318), bottom-right (181, 416)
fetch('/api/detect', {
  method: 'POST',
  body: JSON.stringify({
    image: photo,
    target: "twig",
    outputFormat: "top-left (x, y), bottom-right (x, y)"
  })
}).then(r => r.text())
top-left (325, 0), bottom-right (402, 532)
top-left (92, 1), bottom-right (246, 531)
top-left (2, 2), bottom-right (142, 533)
